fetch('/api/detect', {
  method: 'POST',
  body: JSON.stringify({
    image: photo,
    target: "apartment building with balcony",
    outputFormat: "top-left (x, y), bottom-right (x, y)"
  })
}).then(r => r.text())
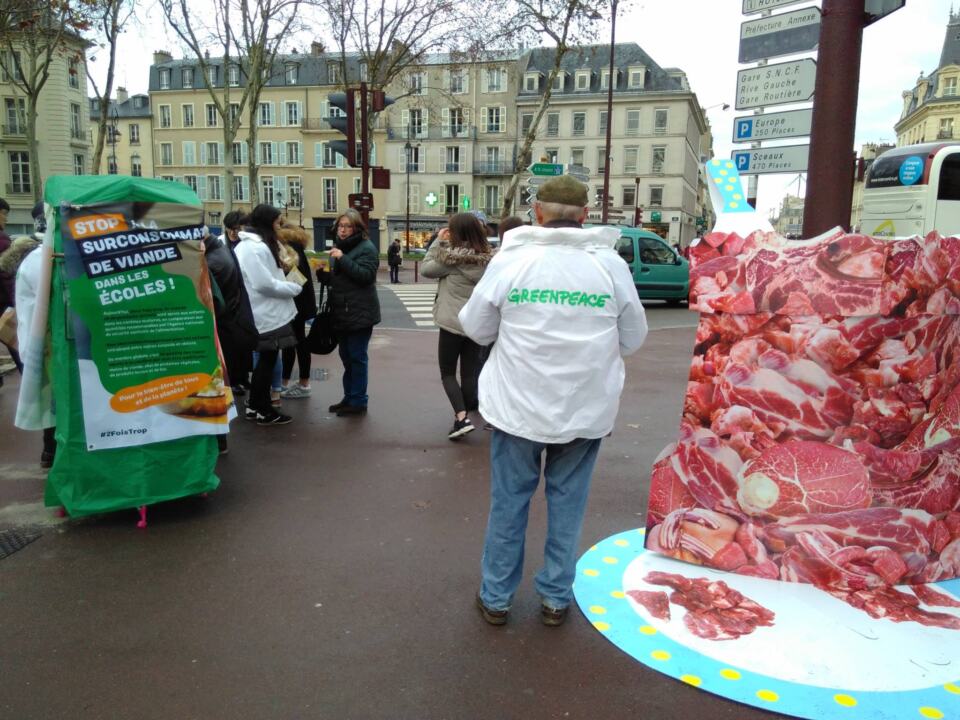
top-left (380, 52), bottom-right (521, 247)
top-left (0, 38), bottom-right (91, 232)
top-left (149, 45), bottom-right (384, 247)
top-left (89, 88), bottom-right (153, 177)
top-left (518, 43), bottom-right (709, 247)
top-left (895, 11), bottom-right (960, 147)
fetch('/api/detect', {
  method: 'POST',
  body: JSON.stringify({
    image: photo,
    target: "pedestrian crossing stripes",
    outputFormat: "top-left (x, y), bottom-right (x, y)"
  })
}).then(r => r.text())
top-left (387, 284), bottom-right (438, 327)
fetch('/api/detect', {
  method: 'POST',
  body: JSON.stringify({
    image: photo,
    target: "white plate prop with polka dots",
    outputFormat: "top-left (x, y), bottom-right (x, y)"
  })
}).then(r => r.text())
top-left (574, 529), bottom-right (960, 720)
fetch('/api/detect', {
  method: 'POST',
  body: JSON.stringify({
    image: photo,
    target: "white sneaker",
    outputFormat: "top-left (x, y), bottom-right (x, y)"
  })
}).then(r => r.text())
top-left (281, 384), bottom-right (312, 399)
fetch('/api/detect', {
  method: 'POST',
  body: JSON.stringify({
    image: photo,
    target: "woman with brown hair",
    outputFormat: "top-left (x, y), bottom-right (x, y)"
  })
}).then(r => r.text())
top-left (421, 212), bottom-right (494, 439)
top-left (316, 209), bottom-right (380, 416)
top-left (235, 204), bottom-right (302, 425)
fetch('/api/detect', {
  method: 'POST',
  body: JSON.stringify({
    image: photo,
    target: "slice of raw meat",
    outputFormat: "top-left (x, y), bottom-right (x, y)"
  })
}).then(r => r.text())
top-left (644, 571), bottom-right (775, 641)
top-left (737, 441), bottom-right (870, 517)
top-left (626, 590), bottom-right (671, 621)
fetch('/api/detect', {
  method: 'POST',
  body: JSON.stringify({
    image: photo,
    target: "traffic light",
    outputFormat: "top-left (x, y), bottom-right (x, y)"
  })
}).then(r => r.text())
top-left (370, 89), bottom-right (395, 113)
top-left (327, 89), bottom-right (358, 168)
top-left (634, 206), bottom-right (643, 227)
top-left (594, 188), bottom-right (604, 208)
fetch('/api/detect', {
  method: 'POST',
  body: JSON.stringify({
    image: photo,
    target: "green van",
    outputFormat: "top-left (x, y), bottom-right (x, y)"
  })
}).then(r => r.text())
top-left (609, 227), bottom-right (690, 304)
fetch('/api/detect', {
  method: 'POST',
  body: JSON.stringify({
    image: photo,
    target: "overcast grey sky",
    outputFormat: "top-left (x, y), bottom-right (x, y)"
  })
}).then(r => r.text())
top-left (102, 0), bottom-right (953, 220)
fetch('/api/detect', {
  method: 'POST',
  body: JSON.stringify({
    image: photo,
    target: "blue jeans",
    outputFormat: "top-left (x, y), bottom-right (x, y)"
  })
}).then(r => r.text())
top-left (338, 327), bottom-right (373, 407)
top-left (252, 351), bottom-right (283, 392)
top-left (480, 430), bottom-right (602, 611)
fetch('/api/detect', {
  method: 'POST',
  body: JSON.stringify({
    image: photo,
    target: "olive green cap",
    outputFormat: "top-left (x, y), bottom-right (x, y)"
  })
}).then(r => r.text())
top-left (537, 175), bottom-right (588, 207)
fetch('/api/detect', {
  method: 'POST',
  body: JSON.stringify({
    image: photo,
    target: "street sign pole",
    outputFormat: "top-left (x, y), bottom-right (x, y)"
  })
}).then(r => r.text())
top-left (601, 0), bottom-right (618, 225)
top-left (803, 0), bottom-right (865, 238)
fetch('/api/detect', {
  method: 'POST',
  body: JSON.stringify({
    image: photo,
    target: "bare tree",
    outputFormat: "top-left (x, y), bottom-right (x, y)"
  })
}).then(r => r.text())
top-left (86, 0), bottom-right (136, 175)
top-left (160, 0), bottom-right (299, 210)
top-left (316, 0), bottom-right (470, 149)
top-left (495, 0), bottom-right (607, 218)
top-left (0, 0), bottom-right (93, 201)
top-left (233, 0), bottom-right (301, 206)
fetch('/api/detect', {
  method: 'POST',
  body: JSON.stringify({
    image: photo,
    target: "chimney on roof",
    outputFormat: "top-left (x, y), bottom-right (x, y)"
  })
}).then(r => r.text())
top-left (311, 41), bottom-right (325, 56)
top-left (153, 50), bottom-right (173, 65)
top-left (116, 86), bottom-right (128, 103)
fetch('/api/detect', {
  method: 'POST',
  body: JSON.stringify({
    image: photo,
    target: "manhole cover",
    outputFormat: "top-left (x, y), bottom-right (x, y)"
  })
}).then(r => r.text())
top-left (0, 528), bottom-right (41, 560)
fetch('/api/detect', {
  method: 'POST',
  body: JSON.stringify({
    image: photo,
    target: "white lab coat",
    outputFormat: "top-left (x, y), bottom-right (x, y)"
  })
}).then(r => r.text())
top-left (234, 231), bottom-right (300, 334)
top-left (459, 224), bottom-right (648, 444)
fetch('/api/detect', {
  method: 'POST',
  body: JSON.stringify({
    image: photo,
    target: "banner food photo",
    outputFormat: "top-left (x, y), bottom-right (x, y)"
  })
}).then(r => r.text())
top-left (60, 199), bottom-right (233, 451)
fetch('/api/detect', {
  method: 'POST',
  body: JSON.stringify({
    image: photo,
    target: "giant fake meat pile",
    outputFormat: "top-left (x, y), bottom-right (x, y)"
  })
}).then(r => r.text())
top-left (645, 229), bottom-right (960, 629)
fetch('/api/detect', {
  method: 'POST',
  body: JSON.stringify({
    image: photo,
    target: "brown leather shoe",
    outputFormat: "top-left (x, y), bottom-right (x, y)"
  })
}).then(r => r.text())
top-left (541, 603), bottom-right (569, 626)
top-left (476, 593), bottom-right (508, 626)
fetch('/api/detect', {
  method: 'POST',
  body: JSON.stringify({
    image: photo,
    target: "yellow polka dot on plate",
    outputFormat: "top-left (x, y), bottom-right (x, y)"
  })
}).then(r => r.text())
top-left (583, 568), bottom-right (599, 577)
top-left (725, 161), bottom-right (735, 169)
top-left (639, 625), bottom-right (658, 635)
top-left (602, 556), bottom-right (618, 564)
top-left (718, 169), bottom-right (728, 176)
top-left (729, 202), bottom-right (739, 209)
top-left (614, 539), bottom-right (630, 547)
top-left (681, 675), bottom-right (702, 687)
top-left (593, 621), bottom-right (610, 631)
top-left (611, 590), bottom-right (626, 599)
top-left (589, 545), bottom-right (598, 551)
top-left (719, 669), bottom-right (741, 681)
top-left (589, 605), bottom-right (607, 615)
top-left (834, 694), bottom-right (857, 708)
top-left (712, 159), bottom-right (721, 165)
top-left (945, 683), bottom-right (960, 695)
top-left (637, 528), bottom-right (646, 535)
top-left (733, 193), bottom-right (743, 199)
top-left (919, 708), bottom-right (944, 719)
top-left (651, 650), bottom-right (671, 661)
top-left (714, 177), bottom-right (724, 184)
top-left (756, 690), bottom-right (779, 703)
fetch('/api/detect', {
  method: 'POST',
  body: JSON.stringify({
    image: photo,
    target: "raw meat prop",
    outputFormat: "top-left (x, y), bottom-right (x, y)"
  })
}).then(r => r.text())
top-left (645, 230), bottom-right (960, 628)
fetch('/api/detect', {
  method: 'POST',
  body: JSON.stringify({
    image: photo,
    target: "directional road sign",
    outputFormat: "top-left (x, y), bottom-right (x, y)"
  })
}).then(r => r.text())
top-left (731, 144), bottom-right (809, 175)
top-left (742, 0), bottom-right (809, 14)
top-left (530, 163), bottom-right (563, 176)
top-left (732, 108), bottom-right (813, 143)
top-left (567, 172), bottom-right (590, 183)
top-left (739, 7), bottom-right (821, 64)
top-left (736, 58), bottom-right (816, 110)
top-left (864, 0), bottom-right (905, 26)
top-left (567, 164), bottom-right (591, 175)
top-left (527, 176), bottom-right (551, 186)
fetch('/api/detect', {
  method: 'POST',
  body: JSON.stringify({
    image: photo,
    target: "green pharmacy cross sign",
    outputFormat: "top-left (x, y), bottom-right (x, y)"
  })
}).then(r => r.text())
top-left (461, 196), bottom-right (471, 210)
top-left (424, 191), bottom-right (439, 207)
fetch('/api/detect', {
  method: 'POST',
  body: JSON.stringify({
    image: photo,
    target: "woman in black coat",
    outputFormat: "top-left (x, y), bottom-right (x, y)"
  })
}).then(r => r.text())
top-left (387, 238), bottom-right (402, 284)
top-left (317, 209), bottom-right (380, 416)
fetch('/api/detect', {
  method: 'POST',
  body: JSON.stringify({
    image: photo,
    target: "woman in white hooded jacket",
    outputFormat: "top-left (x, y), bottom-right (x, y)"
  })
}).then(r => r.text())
top-left (234, 204), bottom-right (301, 425)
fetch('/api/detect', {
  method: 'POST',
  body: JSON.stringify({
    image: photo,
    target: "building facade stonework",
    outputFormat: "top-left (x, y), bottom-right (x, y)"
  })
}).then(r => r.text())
top-left (143, 42), bottom-right (711, 250)
top-left (1, 36), bottom-right (91, 233)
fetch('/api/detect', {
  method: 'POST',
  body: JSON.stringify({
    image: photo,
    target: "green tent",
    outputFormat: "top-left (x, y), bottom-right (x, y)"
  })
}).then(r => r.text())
top-left (43, 175), bottom-right (220, 519)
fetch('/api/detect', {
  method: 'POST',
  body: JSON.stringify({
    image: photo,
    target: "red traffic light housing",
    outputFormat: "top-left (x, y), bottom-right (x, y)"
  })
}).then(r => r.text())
top-left (327, 89), bottom-right (358, 168)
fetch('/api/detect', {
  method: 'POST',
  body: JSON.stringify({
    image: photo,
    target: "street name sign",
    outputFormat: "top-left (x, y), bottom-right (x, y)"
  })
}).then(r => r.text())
top-left (530, 163), bottom-right (563, 176)
top-left (567, 172), bottom-right (590, 182)
top-left (742, 0), bottom-right (810, 14)
top-left (736, 58), bottom-right (816, 110)
top-left (567, 164), bottom-right (591, 175)
top-left (732, 108), bottom-right (813, 142)
top-left (864, 0), bottom-right (905, 26)
top-left (527, 176), bottom-right (551, 186)
top-left (732, 144), bottom-right (809, 175)
top-left (739, 7), bottom-right (821, 64)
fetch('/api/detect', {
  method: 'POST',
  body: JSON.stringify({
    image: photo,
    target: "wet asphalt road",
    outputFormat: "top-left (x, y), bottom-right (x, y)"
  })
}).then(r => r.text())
top-left (0, 275), bottom-right (788, 720)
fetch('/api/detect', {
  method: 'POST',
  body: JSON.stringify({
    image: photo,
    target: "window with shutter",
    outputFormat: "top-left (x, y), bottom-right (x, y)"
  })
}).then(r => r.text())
top-left (479, 107), bottom-right (487, 133)
top-left (315, 142), bottom-right (323, 168)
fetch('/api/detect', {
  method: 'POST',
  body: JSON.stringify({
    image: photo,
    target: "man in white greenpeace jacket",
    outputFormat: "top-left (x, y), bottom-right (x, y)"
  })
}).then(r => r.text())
top-left (459, 175), bottom-right (648, 627)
